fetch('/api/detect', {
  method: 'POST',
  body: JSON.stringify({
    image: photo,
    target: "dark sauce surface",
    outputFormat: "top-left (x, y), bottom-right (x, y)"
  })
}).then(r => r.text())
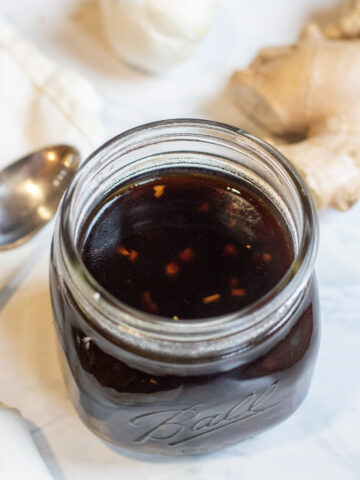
top-left (80, 171), bottom-right (294, 319)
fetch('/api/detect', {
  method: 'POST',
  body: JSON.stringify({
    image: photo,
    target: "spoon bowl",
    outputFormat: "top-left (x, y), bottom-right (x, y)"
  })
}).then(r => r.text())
top-left (0, 145), bottom-right (79, 250)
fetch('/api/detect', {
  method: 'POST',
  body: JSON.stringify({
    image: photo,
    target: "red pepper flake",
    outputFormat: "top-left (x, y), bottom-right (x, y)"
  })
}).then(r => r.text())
top-left (229, 219), bottom-right (237, 228)
top-left (129, 249), bottom-right (138, 262)
top-left (224, 244), bottom-right (238, 256)
top-left (229, 276), bottom-right (239, 287)
top-left (179, 247), bottom-right (194, 263)
top-left (118, 246), bottom-right (138, 262)
top-left (262, 253), bottom-right (272, 263)
top-left (142, 291), bottom-right (159, 314)
top-left (149, 378), bottom-right (158, 385)
top-left (153, 185), bottom-right (165, 198)
top-left (231, 288), bottom-right (246, 297)
top-left (165, 262), bottom-right (179, 276)
top-left (198, 201), bottom-right (210, 212)
top-left (203, 293), bottom-right (220, 304)
top-left (117, 245), bottom-right (130, 256)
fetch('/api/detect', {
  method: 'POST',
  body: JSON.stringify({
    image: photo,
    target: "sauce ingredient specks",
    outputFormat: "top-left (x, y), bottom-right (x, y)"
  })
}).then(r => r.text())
top-left (81, 171), bottom-right (293, 319)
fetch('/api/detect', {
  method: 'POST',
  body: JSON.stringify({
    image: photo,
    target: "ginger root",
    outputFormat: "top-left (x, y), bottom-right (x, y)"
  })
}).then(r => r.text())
top-left (324, 0), bottom-right (360, 39)
top-left (230, 8), bottom-right (360, 210)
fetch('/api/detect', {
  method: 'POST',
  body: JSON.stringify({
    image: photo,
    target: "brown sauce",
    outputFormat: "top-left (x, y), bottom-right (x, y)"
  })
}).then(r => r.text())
top-left (80, 171), bottom-right (294, 318)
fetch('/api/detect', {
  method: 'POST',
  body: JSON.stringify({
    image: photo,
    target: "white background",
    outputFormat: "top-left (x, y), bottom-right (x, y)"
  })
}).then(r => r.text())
top-left (0, 0), bottom-right (359, 479)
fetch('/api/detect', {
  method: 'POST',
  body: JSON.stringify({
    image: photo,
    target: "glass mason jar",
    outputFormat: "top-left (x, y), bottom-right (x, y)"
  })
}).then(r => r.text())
top-left (50, 119), bottom-right (320, 455)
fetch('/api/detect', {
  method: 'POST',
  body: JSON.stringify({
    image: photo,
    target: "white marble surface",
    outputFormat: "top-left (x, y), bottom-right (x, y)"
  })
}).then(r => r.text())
top-left (1, 0), bottom-right (360, 478)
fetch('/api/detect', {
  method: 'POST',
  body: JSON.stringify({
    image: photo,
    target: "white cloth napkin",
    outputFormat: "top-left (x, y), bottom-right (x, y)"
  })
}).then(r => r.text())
top-left (0, 404), bottom-right (52, 480)
top-left (0, 15), bottom-right (104, 290)
top-left (0, 17), bottom-right (104, 478)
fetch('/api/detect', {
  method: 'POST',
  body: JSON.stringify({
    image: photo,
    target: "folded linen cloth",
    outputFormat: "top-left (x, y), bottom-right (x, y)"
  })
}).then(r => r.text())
top-left (0, 16), bottom-right (104, 290)
top-left (0, 15), bottom-right (104, 479)
top-left (0, 403), bottom-right (52, 480)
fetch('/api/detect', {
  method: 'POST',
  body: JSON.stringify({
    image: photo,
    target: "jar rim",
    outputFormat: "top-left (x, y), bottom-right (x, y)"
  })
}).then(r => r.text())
top-left (57, 119), bottom-right (318, 360)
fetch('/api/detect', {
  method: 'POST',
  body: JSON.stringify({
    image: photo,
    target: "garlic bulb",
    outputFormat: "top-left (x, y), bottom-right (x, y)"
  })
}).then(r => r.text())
top-left (99, 0), bottom-right (218, 73)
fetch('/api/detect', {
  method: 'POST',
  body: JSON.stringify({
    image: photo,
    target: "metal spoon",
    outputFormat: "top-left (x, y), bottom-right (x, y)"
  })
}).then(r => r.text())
top-left (0, 145), bottom-right (79, 250)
